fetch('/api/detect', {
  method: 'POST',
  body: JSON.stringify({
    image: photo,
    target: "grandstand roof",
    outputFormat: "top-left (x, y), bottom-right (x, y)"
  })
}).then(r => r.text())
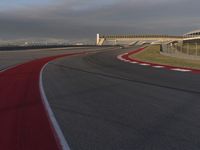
top-left (184, 29), bottom-right (200, 36)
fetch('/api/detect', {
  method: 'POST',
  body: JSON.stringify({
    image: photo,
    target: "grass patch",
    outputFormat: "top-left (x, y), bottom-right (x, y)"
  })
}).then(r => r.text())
top-left (130, 45), bottom-right (200, 69)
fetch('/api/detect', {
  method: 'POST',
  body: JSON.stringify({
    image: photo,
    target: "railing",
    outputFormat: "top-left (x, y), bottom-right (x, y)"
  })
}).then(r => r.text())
top-left (100, 35), bottom-right (183, 39)
top-left (161, 42), bottom-right (200, 59)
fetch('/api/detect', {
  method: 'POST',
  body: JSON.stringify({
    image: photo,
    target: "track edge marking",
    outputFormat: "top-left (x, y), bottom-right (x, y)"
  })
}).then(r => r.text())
top-left (39, 63), bottom-right (71, 150)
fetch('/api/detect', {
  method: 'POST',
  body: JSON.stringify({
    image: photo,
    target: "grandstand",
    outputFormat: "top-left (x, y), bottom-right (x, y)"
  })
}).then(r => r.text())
top-left (184, 30), bottom-right (200, 37)
top-left (183, 29), bottom-right (200, 42)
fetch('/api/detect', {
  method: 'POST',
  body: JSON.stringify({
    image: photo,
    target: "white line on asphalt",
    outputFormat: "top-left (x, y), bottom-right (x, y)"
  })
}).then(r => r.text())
top-left (170, 68), bottom-right (191, 72)
top-left (40, 63), bottom-right (71, 150)
top-left (117, 55), bottom-right (123, 60)
top-left (153, 66), bottom-right (165, 68)
top-left (130, 61), bottom-right (138, 64)
top-left (0, 65), bottom-right (19, 73)
top-left (123, 59), bottom-right (131, 62)
top-left (139, 63), bottom-right (150, 66)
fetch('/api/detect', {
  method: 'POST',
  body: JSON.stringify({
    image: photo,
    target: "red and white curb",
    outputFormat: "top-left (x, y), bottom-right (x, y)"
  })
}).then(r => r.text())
top-left (0, 52), bottom-right (90, 150)
top-left (117, 47), bottom-right (200, 74)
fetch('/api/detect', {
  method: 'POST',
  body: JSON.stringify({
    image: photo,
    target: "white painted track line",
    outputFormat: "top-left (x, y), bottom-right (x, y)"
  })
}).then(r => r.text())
top-left (153, 66), bottom-right (165, 68)
top-left (123, 59), bottom-right (131, 62)
top-left (139, 63), bottom-right (150, 66)
top-left (170, 68), bottom-right (191, 72)
top-left (130, 61), bottom-right (138, 64)
top-left (40, 64), bottom-right (71, 150)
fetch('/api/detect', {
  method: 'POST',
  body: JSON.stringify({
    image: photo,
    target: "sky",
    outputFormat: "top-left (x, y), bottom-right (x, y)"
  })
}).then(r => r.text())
top-left (0, 0), bottom-right (200, 43)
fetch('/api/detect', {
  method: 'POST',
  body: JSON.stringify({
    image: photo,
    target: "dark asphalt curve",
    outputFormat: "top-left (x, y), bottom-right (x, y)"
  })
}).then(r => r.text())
top-left (0, 52), bottom-right (88, 150)
top-left (0, 47), bottom-right (117, 150)
top-left (43, 46), bottom-right (200, 150)
top-left (0, 47), bottom-right (110, 71)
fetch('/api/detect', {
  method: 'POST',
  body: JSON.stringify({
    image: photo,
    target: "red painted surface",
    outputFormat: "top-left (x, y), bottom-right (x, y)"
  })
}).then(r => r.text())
top-left (121, 47), bottom-right (200, 73)
top-left (0, 52), bottom-right (82, 150)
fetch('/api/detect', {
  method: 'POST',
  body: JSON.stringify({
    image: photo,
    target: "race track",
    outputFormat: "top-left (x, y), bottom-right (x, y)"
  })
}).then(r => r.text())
top-left (43, 47), bottom-right (200, 150)
top-left (1, 46), bottom-right (200, 150)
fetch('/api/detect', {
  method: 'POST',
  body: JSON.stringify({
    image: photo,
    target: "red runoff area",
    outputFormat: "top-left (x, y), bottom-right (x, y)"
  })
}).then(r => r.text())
top-left (0, 53), bottom-right (81, 150)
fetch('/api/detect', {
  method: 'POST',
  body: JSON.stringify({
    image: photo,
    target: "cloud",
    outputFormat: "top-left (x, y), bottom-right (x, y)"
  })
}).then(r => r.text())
top-left (0, 0), bottom-right (199, 42)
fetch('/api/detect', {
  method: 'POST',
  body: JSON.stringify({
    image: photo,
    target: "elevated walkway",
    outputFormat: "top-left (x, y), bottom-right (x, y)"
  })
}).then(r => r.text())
top-left (97, 34), bottom-right (183, 46)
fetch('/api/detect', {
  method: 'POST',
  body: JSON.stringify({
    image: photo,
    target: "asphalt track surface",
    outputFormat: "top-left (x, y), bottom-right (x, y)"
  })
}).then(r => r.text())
top-left (43, 46), bottom-right (200, 150)
top-left (0, 47), bottom-right (101, 71)
top-left (0, 47), bottom-right (113, 150)
top-left (0, 53), bottom-right (76, 150)
top-left (1, 46), bottom-right (200, 150)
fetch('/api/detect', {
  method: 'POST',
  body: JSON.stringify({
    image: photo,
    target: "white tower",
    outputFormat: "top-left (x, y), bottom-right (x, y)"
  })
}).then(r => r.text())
top-left (96, 33), bottom-right (100, 45)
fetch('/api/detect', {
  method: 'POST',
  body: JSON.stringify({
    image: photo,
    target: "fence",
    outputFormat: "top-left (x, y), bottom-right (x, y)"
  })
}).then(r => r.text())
top-left (161, 42), bottom-right (200, 59)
